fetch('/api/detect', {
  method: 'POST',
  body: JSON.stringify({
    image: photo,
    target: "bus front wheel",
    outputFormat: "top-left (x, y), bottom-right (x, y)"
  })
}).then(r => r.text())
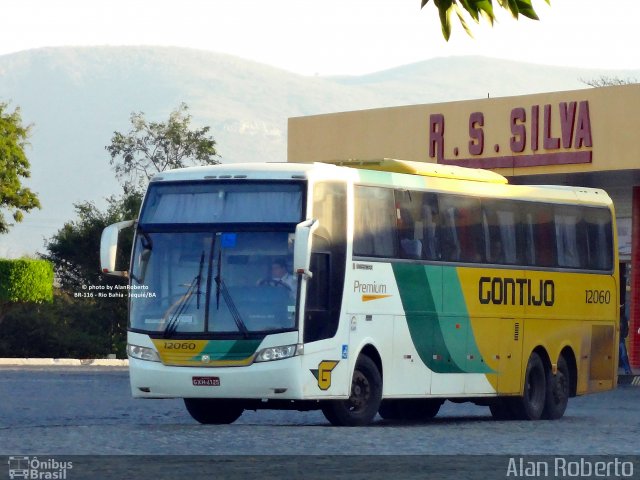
top-left (321, 355), bottom-right (382, 426)
top-left (184, 398), bottom-right (244, 424)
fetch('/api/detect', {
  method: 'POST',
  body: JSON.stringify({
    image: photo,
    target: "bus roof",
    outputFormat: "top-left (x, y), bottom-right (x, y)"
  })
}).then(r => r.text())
top-left (149, 162), bottom-right (329, 182)
top-left (148, 161), bottom-right (612, 208)
top-left (324, 158), bottom-right (508, 184)
top-left (151, 160), bottom-right (507, 184)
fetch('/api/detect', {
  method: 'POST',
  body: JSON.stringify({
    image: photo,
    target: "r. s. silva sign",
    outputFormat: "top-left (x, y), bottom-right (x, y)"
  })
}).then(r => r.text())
top-left (429, 100), bottom-right (593, 169)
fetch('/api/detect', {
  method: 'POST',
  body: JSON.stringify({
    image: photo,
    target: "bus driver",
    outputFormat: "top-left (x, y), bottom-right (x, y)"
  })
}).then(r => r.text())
top-left (258, 259), bottom-right (297, 294)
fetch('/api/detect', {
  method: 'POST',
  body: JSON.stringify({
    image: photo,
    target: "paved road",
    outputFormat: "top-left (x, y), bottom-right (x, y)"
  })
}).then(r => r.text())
top-left (1, 367), bottom-right (639, 457)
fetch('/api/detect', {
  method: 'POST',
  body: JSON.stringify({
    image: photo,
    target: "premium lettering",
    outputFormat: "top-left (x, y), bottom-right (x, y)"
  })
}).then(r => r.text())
top-left (353, 280), bottom-right (387, 294)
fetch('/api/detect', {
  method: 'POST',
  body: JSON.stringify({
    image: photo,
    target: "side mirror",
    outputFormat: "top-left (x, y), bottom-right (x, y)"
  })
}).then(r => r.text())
top-left (100, 220), bottom-right (135, 276)
top-left (293, 219), bottom-right (318, 278)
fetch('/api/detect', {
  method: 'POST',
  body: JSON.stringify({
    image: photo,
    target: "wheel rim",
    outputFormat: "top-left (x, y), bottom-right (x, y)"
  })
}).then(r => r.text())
top-left (348, 370), bottom-right (371, 413)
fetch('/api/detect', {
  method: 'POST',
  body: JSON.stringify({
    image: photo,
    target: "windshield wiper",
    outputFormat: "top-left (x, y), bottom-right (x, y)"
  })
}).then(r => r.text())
top-left (164, 254), bottom-right (204, 337)
top-left (217, 276), bottom-right (249, 338)
top-left (213, 236), bottom-right (249, 338)
top-left (215, 248), bottom-right (221, 310)
top-left (196, 250), bottom-right (204, 310)
top-left (163, 278), bottom-right (197, 338)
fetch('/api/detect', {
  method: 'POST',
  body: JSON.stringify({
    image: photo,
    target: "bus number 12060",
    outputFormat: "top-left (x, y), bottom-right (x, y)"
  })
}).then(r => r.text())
top-left (164, 342), bottom-right (197, 350)
top-left (585, 290), bottom-right (611, 304)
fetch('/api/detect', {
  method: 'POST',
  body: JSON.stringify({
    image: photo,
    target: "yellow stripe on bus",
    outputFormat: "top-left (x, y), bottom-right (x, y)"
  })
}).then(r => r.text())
top-left (362, 294), bottom-right (392, 302)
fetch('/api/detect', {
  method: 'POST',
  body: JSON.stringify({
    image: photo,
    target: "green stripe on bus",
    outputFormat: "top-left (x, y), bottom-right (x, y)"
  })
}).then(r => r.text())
top-left (441, 267), bottom-right (493, 374)
top-left (392, 264), bottom-right (493, 374)
top-left (392, 263), bottom-right (463, 373)
top-left (189, 339), bottom-right (262, 361)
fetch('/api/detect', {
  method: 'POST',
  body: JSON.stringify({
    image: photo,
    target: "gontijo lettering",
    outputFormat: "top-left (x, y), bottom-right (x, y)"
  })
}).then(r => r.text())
top-left (479, 276), bottom-right (554, 306)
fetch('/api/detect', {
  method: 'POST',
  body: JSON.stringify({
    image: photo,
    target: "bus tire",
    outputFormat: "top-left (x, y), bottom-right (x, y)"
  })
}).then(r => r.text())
top-left (542, 355), bottom-right (570, 420)
top-left (510, 352), bottom-right (546, 420)
top-left (184, 398), bottom-right (244, 424)
top-left (321, 355), bottom-right (382, 426)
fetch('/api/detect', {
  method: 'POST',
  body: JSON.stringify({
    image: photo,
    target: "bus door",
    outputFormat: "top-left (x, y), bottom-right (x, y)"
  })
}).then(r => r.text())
top-left (301, 182), bottom-right (348, 395)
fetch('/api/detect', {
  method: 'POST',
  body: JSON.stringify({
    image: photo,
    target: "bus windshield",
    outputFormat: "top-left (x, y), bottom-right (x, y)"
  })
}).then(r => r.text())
top-left (129, 230), bottom-right (297, 335)
top-left (139, 181), bottom-right (302, 224)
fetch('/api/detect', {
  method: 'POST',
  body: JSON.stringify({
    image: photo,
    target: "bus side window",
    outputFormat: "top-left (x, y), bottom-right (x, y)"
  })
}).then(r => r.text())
top-left (354, 186), bottom-right (397, 258)
top-left (585, 208), bottom-right (613, 270)
top-left (441, 195), bottom-right (483, 263)
top-left (440, 205), bottom-right (461, 262)
top-left (353, 218), bottom-right (375, 256)
top-left (395, 190), bottom-right (424, 260)
top-left (398, 207), bottom-right (423, 259)
top-left (305, 181), bottom-right (347, 343)
top-left (303, 252), bottom-right (331, 343)
top-left (555, 206), bottom-right (582, 268)
top-left (484, 202), bottom-right (519, 265)
top-left (353, 186), bottom-right (375, 256)
top-left (524, 213), bottom-right (536, 265)
top-left (305, 253), bottom-right (330, 310)
top-left (533, 207), bottom-right (556, 267)
top-left (422, 193), bottom-right (440, 260)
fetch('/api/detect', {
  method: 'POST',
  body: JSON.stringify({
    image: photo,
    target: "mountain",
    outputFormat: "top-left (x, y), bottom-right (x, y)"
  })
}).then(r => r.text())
top-left (0, 46), bottom-right (637, 257)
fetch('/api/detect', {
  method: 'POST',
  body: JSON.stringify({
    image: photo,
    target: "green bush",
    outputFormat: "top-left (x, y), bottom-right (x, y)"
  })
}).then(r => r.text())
top-left (0, 258), bottom-right (54, 304)
top-left (0, 259), bottom-right (128, 358)
top-left (0, 291), bottom-right (125, 358)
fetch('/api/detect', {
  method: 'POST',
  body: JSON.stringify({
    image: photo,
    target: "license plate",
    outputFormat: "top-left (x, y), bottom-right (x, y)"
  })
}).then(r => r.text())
top-left (192, 376), bottom-right (221, 386)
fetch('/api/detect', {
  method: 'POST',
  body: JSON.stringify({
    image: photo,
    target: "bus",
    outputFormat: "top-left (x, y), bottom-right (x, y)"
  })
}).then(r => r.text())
top-left (100, 158), bottom-right (619, 426)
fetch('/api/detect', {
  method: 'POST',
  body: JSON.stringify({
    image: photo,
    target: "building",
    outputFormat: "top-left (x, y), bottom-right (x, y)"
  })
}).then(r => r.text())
top-left (288, 84), bottom-right (640, 369)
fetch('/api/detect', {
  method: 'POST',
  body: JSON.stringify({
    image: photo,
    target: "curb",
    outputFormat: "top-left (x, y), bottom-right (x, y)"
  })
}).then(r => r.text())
top-left (0, 358), bottom-right (128, 367)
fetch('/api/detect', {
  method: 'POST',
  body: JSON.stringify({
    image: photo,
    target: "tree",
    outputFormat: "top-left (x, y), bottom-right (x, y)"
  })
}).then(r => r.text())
top-left (41, 192), bottom-right (142, 357)
top-left (106, 103), bottom-right (219, 193)
top-left (32, 103), bottom-right (220, 357)
top-left (0, 102), bottom-right (41, 234)
top-left (44, 192), bottom-right (142, 292)
top-left (0, 258), bottom-right (53, 324)
top-left (581, 76), bottom-right (638, 88)
top-left (421, 0), bottom-right (550, 40)
top-left (0, 294), bottom-right (114, 358)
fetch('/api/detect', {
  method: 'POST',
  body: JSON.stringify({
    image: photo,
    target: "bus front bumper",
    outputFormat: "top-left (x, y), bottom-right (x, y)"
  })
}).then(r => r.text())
top-left (129, 356), bottom-right (305, 400)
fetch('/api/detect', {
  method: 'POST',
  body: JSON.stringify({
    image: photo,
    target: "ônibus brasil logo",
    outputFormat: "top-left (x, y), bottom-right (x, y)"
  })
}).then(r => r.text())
top-left (7, 457), bottom-right (73, 479)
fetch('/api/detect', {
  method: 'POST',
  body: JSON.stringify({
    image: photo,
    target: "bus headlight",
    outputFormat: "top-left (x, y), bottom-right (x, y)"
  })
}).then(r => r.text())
top-left (254, 344), bottom-right (302, 362)
top-left (127, 344), bottom-right (161, 362)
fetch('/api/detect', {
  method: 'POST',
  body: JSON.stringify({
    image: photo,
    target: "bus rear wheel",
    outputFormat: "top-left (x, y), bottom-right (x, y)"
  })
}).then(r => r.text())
top-left (184, 398), bottom-right (244, 424)
top-left (321, 355), bottom-right (382, 426)
top-left (510, 352), bottom-right (546, 420)
top-left (542, 355), bottom-right (570, 420)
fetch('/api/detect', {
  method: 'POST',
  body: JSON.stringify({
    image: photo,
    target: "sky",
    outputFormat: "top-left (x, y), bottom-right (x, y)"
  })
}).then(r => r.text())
top-left (1, 0), bottom-right (640, 258)
top-left (1, 0), bottom-right (640, 76)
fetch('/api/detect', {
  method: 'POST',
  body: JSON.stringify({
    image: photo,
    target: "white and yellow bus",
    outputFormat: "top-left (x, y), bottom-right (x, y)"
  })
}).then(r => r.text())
top-left (101, 159), bottom-right (619, 426)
